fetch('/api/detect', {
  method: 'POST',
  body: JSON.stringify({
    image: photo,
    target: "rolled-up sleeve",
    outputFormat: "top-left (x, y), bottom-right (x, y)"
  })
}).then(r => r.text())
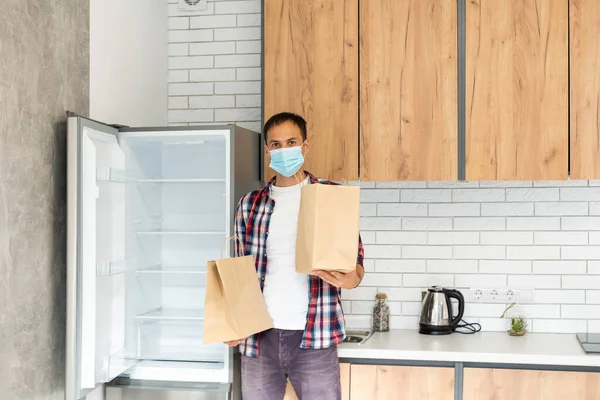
top-left (234, 198), bottom-right (247, 256)
top-left (356, 234), bottom-right (364, 267)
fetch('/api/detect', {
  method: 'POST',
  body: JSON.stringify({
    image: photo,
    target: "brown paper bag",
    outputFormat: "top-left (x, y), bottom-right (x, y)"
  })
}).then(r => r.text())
top-left (295, 183), bottom-right (360, 274)
top-left (204, 237), bottom-right (273, 344)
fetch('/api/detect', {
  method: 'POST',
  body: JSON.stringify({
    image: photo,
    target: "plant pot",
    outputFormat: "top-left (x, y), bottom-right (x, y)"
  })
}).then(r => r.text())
top-left (507, 329), bottom-right (527, 337)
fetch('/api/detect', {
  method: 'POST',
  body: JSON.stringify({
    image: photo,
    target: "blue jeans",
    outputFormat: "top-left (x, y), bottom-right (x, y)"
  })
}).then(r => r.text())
top-left (241, 329), bottom-right (341, 400)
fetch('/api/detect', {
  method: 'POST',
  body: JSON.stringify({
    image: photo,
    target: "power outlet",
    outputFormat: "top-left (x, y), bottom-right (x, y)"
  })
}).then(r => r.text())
top-left (470, 288), bottom-right (485, 302)
top-left (504, 289), bottom-right (518, 302)
top-left (487, 289), bottom-right (501, 302)
top-left (469, 287), bottom-right (526, 303)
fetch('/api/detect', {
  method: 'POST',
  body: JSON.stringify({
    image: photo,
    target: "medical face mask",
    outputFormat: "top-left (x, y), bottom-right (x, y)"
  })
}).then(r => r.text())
top-left (268, 144), bottom-right (305, 177)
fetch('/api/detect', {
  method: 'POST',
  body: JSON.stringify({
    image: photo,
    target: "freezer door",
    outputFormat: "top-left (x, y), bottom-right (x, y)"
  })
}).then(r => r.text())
top-left (66, 116), bottom-right (135, 400)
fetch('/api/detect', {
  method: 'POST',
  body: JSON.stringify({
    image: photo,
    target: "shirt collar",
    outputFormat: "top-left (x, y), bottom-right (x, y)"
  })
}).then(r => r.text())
top-left (259, 170), bottom-right (318, 198)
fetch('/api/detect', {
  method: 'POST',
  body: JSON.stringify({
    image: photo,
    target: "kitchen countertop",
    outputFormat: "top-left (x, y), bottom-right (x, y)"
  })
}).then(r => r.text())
top-left (337, 330), bottom-right (600, 368)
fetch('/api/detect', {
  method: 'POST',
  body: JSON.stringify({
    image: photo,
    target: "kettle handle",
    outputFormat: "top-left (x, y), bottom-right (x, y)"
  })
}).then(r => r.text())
top-left (445, 289), bottom-right (465, 330)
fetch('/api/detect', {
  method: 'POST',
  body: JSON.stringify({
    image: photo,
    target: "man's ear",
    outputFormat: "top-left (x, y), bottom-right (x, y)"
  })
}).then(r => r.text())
top-left (264, 144), bottom-right (270, 158)
top-left (303, 138), bottom-right (309, 156)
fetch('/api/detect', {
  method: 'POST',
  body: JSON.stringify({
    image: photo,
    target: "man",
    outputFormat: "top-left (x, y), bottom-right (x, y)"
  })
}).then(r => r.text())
top-left (228, 112), bottom-right (365, 400)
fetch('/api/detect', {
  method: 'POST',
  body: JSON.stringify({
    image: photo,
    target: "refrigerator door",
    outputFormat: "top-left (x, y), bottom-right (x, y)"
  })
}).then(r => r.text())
top-left (67, 116), bottom-right (135, 400)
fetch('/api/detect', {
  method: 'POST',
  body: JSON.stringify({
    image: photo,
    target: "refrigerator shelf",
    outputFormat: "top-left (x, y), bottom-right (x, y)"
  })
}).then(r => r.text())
top-left (135, 308), bottom-right (205, 322)
top-left (135, 266), bottom-right (207, 275)
top-left (95, 169), bottom-right (227, 184)
top-left (97, 259), bottom-right (128, 276)
top-left (123, 133), bottom-right (227, 143)
top-left (135, 319), bottom-right (224, 365)
top-left (135, 178), bottom-right (226, 183)
top-left (135, 231), bottom-right (226, 236)
top-left (104, 349), bottom-right (136, 382)
top-left (96, 167), bottom-right (128, 183)
top-left (135, 353), bottom-right (224, 364)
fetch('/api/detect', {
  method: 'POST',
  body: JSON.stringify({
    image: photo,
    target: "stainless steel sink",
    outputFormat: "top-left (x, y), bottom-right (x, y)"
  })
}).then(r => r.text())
top-left (342, 330), bottom-right (373, 345)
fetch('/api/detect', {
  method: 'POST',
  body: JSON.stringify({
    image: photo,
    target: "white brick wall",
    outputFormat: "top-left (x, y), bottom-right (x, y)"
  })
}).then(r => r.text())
top-left (349, 180), bottom-right (600, 334)
top-left (167, 0), bottom-right (262, 133)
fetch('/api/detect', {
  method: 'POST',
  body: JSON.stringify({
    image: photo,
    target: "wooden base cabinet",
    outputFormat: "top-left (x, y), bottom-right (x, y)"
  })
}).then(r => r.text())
top-left (350, 365), bottom-right (454, 400)
top-left (464, 368), bottom-right (600, 400)
top-left (284, 363), bottom-right (350, 400)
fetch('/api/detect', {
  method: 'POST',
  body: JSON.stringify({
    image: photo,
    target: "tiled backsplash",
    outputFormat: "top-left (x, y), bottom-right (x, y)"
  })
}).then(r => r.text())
top-left (342, 180), bottom-right (600, 334)
top-left (167, 0), bottom-right (262, 133)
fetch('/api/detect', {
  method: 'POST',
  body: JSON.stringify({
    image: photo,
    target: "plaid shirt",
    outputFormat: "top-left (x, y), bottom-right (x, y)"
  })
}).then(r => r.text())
top-left (235, 171), bottom-right (365, 357)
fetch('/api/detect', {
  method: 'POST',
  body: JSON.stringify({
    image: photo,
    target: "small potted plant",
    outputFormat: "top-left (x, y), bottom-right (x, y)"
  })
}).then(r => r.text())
top-left (501, 302), bottom-right (528, 337)
top-left (507, 315), bottom-right (528, 336)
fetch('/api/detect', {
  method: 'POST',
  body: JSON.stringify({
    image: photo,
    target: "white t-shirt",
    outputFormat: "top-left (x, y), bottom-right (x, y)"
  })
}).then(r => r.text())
top-left (263, 177), bottom-right (310, 330)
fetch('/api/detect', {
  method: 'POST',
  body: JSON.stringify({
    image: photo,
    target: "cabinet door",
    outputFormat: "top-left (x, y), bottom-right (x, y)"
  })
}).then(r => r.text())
top-left (570, 0), bottom-right (600, 179)
top-left (360, 0), bottom-right (457, 181)
top-left (466, 0), bottom-right (568, 180)
top-left (264, 0), bottom-right (358, 181)
top-left (350, 365), bottom-right (454, 400)
top-left (340, 362), bottom-right (350, 400)
top-left (464, 368), bottom-right (600, 400)
top-left (283, 363), bottom-right (350, 400)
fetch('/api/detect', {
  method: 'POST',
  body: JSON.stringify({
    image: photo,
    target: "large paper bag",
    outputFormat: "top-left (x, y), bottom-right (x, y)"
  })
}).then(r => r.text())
top-left (204, 237), bottom-right (273, 344)
top-left (295, 183), bottom-right (360, 274)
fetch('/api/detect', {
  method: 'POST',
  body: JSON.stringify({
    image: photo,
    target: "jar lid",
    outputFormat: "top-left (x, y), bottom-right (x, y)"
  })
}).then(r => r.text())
top-left (376, 293), bottom-right (387, 300)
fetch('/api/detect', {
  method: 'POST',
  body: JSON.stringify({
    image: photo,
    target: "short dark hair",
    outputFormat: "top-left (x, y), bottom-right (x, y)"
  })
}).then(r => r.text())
top-left (263, 112), bottom-right (307, 143)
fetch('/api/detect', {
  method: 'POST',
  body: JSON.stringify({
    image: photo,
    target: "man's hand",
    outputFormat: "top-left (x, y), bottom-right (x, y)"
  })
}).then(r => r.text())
top-left (224, 338), bottom-right (245, 347)
top-left (313, 265), bottom-right (363, 289)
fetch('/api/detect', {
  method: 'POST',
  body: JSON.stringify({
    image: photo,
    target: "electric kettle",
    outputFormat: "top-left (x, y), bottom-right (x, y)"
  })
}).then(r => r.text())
top-left (419, 286), bottom-right (465, 335)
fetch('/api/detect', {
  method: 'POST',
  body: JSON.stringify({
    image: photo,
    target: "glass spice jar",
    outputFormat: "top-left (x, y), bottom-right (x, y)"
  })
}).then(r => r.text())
top-left (372, 293), bottom-right (390, 332)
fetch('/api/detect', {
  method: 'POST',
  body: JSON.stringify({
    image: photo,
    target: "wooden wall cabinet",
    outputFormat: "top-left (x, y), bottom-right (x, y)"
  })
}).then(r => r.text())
top-left (264, 0), bottom-right (598, 182)
top-left (465, 0), bottom-right (569, 181)
top-left (264, 0), bottom-right (359, 181)
top-left (265, 0), bottom-right (457, 182)
top-left (570, 0), bottom-right (600, 179)
top-left (350, 364), bottom-right (454, 400)
top-left (359, 0), bottom-right (458, 181)
top-left (464, 368), bottom-right (600, 400)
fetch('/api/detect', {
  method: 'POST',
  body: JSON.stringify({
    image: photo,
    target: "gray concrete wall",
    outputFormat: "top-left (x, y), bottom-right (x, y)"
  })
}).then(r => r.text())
top-left (0, 1), bottom-right (89, 399)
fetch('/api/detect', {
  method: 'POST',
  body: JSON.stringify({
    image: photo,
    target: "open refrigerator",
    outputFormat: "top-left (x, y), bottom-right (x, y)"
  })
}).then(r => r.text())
top-left (66, 115), bottom-right (261, 400)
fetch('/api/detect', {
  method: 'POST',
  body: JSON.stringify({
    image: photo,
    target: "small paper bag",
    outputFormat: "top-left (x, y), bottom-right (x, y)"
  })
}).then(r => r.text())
top-left (204, 237), bottom-right (273, 344)
top-left (295, 183), bottom-right (360, 274)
